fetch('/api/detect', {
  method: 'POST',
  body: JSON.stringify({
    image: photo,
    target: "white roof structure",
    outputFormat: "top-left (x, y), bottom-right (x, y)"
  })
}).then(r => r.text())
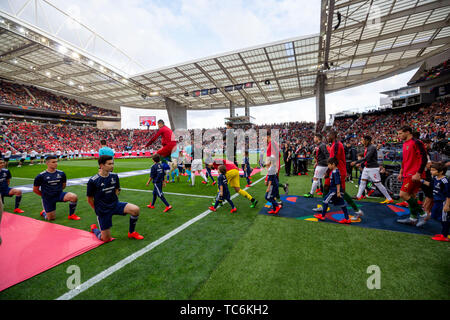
top-left (0, 0), bottom-right (449, 111)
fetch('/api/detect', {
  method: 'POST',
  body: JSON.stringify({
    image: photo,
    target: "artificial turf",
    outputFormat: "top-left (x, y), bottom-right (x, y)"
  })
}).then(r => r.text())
top-left (0, 158), bottom-right (448, 300)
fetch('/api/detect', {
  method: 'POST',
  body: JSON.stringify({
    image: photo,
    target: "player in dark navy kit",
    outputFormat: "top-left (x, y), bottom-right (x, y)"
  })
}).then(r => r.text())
top-left (209, 165), bottom-right (236, 213)
top-left (0, 158), bottom-right (24, 213)
top-left (146, 153), bottom-right (172, 212)
top-left (87, 155), bottom-right (143, 241)
top-left (314, 158), bottom-right (351, 224)
top-left (242, 150), bottom-right (252, 187)
top-left (33, 156), bottom-right (79, 221)
top-left (420, 162), bottom-right (450, 242)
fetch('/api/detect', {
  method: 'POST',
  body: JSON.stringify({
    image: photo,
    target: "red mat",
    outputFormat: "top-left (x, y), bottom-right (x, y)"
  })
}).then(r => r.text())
top-left (0, 212), bottom-right (107, 292)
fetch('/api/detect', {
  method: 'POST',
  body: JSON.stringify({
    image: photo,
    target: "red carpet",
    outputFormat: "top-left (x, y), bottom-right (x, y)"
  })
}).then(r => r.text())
top-left (0, 212), bottom-right (107, 292)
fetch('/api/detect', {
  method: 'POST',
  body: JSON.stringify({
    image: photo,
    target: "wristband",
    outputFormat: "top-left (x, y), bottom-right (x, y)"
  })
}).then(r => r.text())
top-left (420, 179), bottom-right (424, 184)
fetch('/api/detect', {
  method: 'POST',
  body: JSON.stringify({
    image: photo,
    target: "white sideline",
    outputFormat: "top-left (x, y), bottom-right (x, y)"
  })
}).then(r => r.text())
top-left (56, 172), bottom-right (273, 300)
top-left (121, 187), bottom-right (213, 199)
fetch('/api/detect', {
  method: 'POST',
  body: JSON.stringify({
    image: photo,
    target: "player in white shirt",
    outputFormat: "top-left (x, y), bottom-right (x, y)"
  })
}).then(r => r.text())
top-left (18, 151), bottom-right (27, 167)
top-left (3, 149), bottom-right (11, 168)
top-left (29, 150), bottom-right (37, 166)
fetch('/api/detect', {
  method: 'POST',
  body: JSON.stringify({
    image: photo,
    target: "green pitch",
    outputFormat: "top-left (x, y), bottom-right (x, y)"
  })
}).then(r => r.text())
top-left (1, 158), bottom-right (448, 300)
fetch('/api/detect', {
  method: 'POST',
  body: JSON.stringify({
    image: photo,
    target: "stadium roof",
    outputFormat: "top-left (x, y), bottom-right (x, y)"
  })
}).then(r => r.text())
top-left (0, 0), bottom-right (449, 111)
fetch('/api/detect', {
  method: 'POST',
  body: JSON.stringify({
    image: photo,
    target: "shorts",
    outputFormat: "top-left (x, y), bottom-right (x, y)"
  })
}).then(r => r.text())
top-left (400, 176), bottom-right (421, 195)
top-left (96, 202), bottom-right (128, 231)
top-left (42, 192), bottom-right (67, 213)
top-left (225, 169), bottom-right (240, 188)
top-left (314, 166), bottom-right (328, 179)
top-left (4, 158), bottom-right (9, 162)
top-left (191, 159), bottom-right (203, 171)
top-left (1, 187), bottom-right (13, 197)
top-left (157, 142), bottom-right (177, 158)
top-left (361, 167), bottom-right (381, 182)
top-left (30, 157), bottom-right (36, 160)
top-left (431, 201), bottom-right (447, 222)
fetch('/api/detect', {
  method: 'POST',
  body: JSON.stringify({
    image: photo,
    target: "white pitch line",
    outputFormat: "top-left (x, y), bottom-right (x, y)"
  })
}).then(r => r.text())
top-left (56, 172), bottom-right (270, 300)
top-left (120, 187), bottom-right (214, 199)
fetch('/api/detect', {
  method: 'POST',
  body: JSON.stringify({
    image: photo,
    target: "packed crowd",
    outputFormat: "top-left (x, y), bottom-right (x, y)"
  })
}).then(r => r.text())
top-left (0, 81), bottom-right (119, 117)
top-left (408, 59), bottom-right (450, 85)
top-left (0, 98), bottom-right (448, 160)
top-left (0, 120), bottom-right (160, 155)
top-left (332, 98), bottom-right (449, 146)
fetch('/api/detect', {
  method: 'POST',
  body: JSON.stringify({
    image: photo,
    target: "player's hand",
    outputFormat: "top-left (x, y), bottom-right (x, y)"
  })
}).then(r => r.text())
top-left (444, 203), bottom-right (450, 213)
top-left (397, 174), bottom-right (402, 182)
top-left (412, 173), bottom-right (420, 182)
top-left (146, 182), bottom-right (149, 186)
top-left (351, 161), bottom-right (356, 167)
top-left (337, 192), bottom-right (341, 198)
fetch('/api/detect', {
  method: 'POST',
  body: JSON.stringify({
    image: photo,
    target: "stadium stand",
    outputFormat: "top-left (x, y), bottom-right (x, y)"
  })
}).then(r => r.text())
top-left (0, 81), bottom-right (119, 117)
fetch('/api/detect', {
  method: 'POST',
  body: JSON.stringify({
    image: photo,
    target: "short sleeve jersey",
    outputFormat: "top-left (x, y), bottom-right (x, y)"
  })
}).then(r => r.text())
top-left (86, 173), bottom-right (121, 215)
top-left (34, 170), bottom-right (67, 199)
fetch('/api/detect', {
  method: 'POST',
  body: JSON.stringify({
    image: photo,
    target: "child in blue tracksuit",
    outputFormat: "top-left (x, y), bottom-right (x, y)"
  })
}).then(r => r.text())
top-left (208, 165), bottom-right (236, 213)
top-left (420, 162), bottom-right (450, 242)
top-left (242, 150), bottom-right (252, 186)
top-left (146, 154), bottom-right (172, 212)
top-left (314, 158), bottom-right (350, 224)
top-left (265, 156), bottom-right (281, 214)
top-left (204, 151), bottom-right (216, 185)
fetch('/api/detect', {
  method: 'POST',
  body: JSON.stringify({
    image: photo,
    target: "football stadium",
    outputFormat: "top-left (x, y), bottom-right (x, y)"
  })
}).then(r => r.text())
top-left (0, 0), bottom-right (449, 307)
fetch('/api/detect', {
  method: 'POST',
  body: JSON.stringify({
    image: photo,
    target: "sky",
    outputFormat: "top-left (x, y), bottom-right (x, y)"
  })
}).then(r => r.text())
top-left (39, 0), bottom-right (417, 129)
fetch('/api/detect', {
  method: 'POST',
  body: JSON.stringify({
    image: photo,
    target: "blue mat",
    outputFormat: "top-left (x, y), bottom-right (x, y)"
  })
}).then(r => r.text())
top-left (259, 195), bottom-right (442, 236)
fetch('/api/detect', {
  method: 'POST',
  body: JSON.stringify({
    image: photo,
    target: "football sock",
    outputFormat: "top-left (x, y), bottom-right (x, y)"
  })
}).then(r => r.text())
top-left (200, 171), bottom-right (207, 182)
top-left (69, 202), bottom-right (77, 215)
top-left (357, 180), bottom-right (367, 198)
top-left (239, 189), bottom-right (253, 201)
top-left (15, 195), bottom-right (22, 209)
top-left (442, 221), bottom-right (449, 238)
top-left (310, 179), bottom-right (319, 195)
top-left (129, 215), bottom-right (139, 233)
top-left (42, 211), bottom-right (47, 219)
top-left (344, 192), bottom-right (358, 211)
top-left (374, 182), bottom-right (392, 200)
top-left (93, 228), bottom-right (102, 240)
top-left (407, 198), bottom-right (422, 219)
top-left (191, 172), bottom-right (195, 186)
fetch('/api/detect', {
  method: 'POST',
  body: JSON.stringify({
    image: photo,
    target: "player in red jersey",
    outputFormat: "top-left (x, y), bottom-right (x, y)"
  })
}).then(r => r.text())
top-left (396, 126), bottom-right (428, 225)
top-left (145, 119), bottom-right (177, 162)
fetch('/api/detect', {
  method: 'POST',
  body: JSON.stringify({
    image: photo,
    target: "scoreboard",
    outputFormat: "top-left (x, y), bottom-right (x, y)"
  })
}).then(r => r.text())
top-left (139, 116), bottom-right (156, 127)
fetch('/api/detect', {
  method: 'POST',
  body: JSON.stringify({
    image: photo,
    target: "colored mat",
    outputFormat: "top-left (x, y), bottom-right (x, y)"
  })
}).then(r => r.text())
top-left (0, 212), bottom-right (108, 292)
top-left (259, 195), bottom-right (442, 236)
